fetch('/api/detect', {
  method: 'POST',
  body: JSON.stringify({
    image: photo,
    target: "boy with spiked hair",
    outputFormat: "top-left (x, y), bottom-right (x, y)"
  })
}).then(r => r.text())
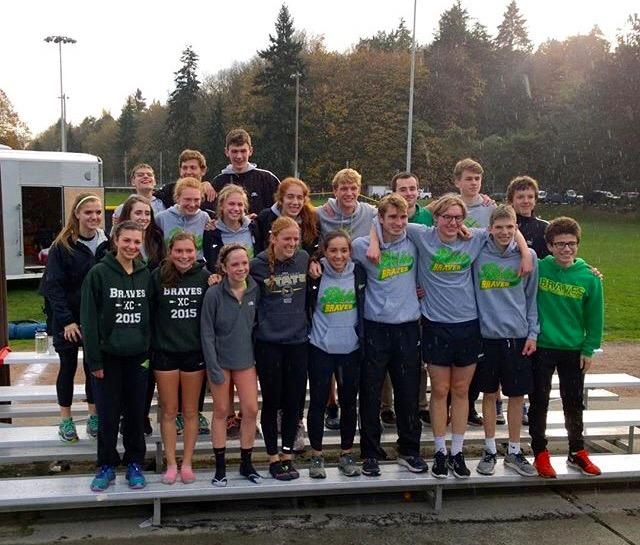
top-left (529, 216), bottom-right (604, 478)
top-left (473, 205), bottom-right (539, 476)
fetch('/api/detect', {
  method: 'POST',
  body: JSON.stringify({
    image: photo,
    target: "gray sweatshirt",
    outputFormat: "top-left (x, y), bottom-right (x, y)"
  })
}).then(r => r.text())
top-left (473, 238), bottom-right (539, 340)
top-left (200, 276), bottom-right (259, 384)
top-left (155, 205), bottom-right (210, 260)
top-left (217, 216), bottom-right (255, 257)
top-left (405, 223), bottom-right (489, 323)
top-left (316, 198), bottom-right (377, 239)
top-left (464, 195), bottom-right (496, 228)
top-left (250, 249), bottom-right (310, 344)
top-left (309, 258), bottom-right (359, 354)
top-left (352, 222), bottom-right (420, 324)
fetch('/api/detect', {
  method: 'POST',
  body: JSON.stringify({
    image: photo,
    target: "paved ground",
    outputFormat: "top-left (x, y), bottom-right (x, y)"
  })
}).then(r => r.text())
top-left (0, 485), bottom-right (639, 545)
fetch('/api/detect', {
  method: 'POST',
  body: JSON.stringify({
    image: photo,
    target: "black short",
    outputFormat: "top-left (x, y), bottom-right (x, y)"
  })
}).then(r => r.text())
top-left (151, 350), bottom-right (205, 373)
top-left (422, 319), bottom-right (481, 367)
top-left (476, 338), bottom-right (533, 397)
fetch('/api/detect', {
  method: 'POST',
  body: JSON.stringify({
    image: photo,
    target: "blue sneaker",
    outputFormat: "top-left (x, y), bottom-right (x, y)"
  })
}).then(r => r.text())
top-left (126, 463), bottom-right (146, 489)
top-left (90, 465), bottom-right (115, 492)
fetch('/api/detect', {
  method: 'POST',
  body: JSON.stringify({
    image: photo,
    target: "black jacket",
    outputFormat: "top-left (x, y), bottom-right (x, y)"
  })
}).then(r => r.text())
top-left (212, 168), bottom-right (280, 214)
top-left (42, 236), bottom-right (109, 350)
top-left (307, 263), bottom-right (367, 358)
top-left (517, 214), bottom-right (550, 259)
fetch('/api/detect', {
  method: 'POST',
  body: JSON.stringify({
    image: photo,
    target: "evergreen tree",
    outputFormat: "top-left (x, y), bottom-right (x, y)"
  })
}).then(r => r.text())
top-left (253, 4), bottom-right (305, 177)
top-left (117, 89), bottom-right (147, 175)
top-left (357, 19), bottom-right (413, 52)
top-left (496, 1), bottom-right (532, 52)
top-left (166, 45), bottom-right (201, 160)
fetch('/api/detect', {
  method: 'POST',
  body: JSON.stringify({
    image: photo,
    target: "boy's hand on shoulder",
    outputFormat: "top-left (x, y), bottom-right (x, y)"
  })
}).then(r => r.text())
top-left (522, 339), bottom-right (537, 356)
top-left (457, 224), bottom-right (472, 240)
top-left (366, 243), bottom-right (381, 265)
top-left (205, 218), bottom-right (218, 231)
top-left (308, 260), bottom-right (322, 279)
top-left (589, 266), bottom-right (604, 280)
top-left (518, 252), bottom-right (533, 277)
top-left (208, 273), bottom-right (222, 286)
top-left (481, 194), bottom-right (496, 207)
top-left (580, 355), bottom-right (592, 373)
top-left (247, 213), bottom-right (257, 220)
top-left (201, 181), bottom-right (217, 202)
top-left (416, 285), bottom-right (425, 299)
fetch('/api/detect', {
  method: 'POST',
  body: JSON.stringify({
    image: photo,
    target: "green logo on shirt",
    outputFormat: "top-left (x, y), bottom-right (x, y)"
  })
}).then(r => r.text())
top-left (539, 277), bottom-right (585, 299)
top-left (378, 250), bottom-right (414, 280)
top-left (320, 287), bottom-right (356, 313)
top-left (430, 247), bottom-right (471, 272)
top-left (479, 263), bottom-right (521, 289)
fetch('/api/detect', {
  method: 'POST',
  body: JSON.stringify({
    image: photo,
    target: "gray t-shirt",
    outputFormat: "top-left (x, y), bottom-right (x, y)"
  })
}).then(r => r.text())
top-left (77, 229), bottom-right (107, 255)
top-left (405, 224), bottom-right (489, 323)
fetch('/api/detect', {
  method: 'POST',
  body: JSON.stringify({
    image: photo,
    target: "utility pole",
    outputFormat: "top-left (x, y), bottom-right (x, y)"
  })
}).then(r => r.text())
top-left (44, 35), bottom-right (77, 152)
top-left (406, 0), bottom-right (417, 172)
top-left (292, 72), bottom-right (301, 178)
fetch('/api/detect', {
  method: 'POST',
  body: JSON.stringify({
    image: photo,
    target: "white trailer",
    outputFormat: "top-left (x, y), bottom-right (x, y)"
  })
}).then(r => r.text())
top-left (0, 150), bottom-right (103, 280)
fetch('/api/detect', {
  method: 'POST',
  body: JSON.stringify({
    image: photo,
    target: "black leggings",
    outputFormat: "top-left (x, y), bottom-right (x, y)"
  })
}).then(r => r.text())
top-left (254, 340), bottom-right (308, 456)
top-left (307, 345), bottom-right (360, 452)
top-left (56, 346), bottom-right (94, 407)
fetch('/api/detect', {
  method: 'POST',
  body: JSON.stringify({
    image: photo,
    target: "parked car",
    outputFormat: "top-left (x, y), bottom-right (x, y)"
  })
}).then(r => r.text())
top-left (538, 190), bottom-right (547, 202)
top-left (418, 189), bottom-right (432, 199)
top-left (547, 192), bottom-right (563, 204)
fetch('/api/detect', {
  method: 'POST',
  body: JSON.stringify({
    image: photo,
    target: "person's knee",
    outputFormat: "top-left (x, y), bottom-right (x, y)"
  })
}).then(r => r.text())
top-left (241, 402), bottom-right (258, 420)
top-left (450, 380), bottom-right (470, 397)
top-left (162, 405), bottom-right (179, 420)
top-left (431, 381), bottom-right (450, 399)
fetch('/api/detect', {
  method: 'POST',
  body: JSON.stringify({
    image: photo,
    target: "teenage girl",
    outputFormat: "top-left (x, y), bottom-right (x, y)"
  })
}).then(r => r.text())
top-left (201, 244), bottom-right (261, 486)
top-left (150, 231), bottom-right (210, 485)
top-left (81, 221), bottom-right (152, 492)
top-left (118, 195), bottom-right (165, 270)
top-left (250, 216), bottom-right (310, 480)
top-left (43, 193), bottom-right (108, 443)
top-left (306, 232), bottom-right (366, 478)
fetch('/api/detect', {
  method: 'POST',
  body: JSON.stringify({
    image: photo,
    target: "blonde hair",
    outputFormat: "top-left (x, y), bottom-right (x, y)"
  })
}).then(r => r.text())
top-left (378, 193), bottom-right (408, 216)
top-left (52, 193), bottom-right (102, 253)
top-left (216, 184), bottom-right (249, 220)
top-left (453, 158), bottom-right (483, 179)
top-left (173, 177), bottom-right (203, 202)
top-left (275, 177), bottom-right (318, 246)
top-left (178, 149), bottom-right (207, 170)
top-left (266, 216), bottom-right (300, 290)
top-left (490, 204), bottom-right (517, 226)
top-left (331, 168), bottom-right (362, 190)
top-left (429, 193), bottom-right (468, 219)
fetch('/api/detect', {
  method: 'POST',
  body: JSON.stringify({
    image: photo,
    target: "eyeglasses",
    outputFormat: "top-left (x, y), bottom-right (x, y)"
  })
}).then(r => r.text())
top-left (552, 241), bottom-right (578, 249)
top-left (439, 214), bottom-right (465, 224)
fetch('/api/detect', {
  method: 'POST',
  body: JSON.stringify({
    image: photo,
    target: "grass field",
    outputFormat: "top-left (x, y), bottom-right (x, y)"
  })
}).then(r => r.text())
top-left (6, 202), bottom-right (639, 349)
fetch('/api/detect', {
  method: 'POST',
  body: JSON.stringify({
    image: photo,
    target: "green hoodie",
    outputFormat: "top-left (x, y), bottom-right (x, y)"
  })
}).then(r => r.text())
top-left (80, 252), bottom-right (152, 371)
top-left (150, 262), bottom-right (210, 354)
top-left (537, 255), bottom-right (603, 357)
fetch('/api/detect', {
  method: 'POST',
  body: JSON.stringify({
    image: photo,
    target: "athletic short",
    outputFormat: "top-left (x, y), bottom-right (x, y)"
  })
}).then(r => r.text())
top-left (151, 350), bottom-right (206, 373)
top-left (422, 319), bottom-right (481, 367)
top-left (476, 338), bottom-right (533, 397)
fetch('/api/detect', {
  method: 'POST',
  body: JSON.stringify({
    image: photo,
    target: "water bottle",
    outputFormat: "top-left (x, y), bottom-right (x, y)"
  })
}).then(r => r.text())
top-left (35, 327), bottom-right (48, 355)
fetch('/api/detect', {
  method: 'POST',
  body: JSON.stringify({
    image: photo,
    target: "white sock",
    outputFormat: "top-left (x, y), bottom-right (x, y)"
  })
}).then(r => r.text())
top-left (485, 437), bottom-right (497, 454)
top-left (451, 434), bottom-right (464, 456)
top-left (434, 436), bottom-right (447, 454)
top-left (508, 442), bottom-right (521, 455)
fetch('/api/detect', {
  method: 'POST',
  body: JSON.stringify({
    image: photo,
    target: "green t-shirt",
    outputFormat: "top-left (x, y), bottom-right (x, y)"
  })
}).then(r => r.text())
top-left (409, 204), bottom-right (433, 226)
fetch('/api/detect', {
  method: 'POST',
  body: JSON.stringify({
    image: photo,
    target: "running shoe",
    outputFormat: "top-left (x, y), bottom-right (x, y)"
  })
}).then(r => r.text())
top-left (362, 458), bottom-right (381, 477)
top-left (281, 459), bottom-right (300, 480)
top-left (467, 409), bottom-right (483, 427)
top-left (175, 413), bottom-right (184, 436)
top-left (533, 449), bottom-right (557, 478)
top-left (58, 417), bottom-right (79, 443)
top-left (504, 452), bottom-right (537, 476)
top-left (476, 450), bottom-right (497, 475)
top-left (309, 455), bottom-right (326, 479)
top-left (397, 455), bottom-right (429, 473)
top-left (226, 414), bottom-right (240, 440)
top-left (240, 462), bottom-right (263, 484)
top-left (567, 449), bottom-right (601, 476)
top-left (447, 452), bottom-right (471, 479)
top-left (198, 412), bottom-right (210, 435)
top-left (269, 461), bottom-right (292, 481)
top-left (380, 409), bottom-right (396, 427)
top-left (431, 451), bottom-right (448, 479)
top-left (90, 465), bottom-right (115, 492)
top-left (86, 415), bottom-right (99, 439)
top-left (419, 409), bottom-right (431, 426)
top-left (125, 463), bottom-right (146, 489)
top-left (325, 404), bottom-right (340, 430)
top-left (338, 453), bottom-right (361, 477)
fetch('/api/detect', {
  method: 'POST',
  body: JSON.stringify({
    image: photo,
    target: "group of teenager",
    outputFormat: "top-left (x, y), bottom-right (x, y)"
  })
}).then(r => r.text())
top-left (41, 128), bottom-right (604, 492)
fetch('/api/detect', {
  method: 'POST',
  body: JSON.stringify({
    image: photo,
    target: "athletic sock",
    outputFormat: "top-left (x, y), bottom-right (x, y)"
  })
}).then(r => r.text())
top-left (451, 434), bottom-right (464, 456)
top-left (214, 447), bottom-right (226, 481)
top-left (434, 436), bottom-right (447, 454)
top-left (241, 447), bottom-right (253, 465)
top-left (484, 437), bottom-right (497, 455)
top-left (508, 442), bottom-right (521, 455)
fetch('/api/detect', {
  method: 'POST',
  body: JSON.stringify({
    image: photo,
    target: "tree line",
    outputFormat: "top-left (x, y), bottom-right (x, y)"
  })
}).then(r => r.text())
top-left (5, 2), bottom-right (640, 195)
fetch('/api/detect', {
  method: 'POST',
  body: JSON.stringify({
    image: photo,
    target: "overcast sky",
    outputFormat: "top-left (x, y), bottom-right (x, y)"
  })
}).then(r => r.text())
top-left (1, 0), bottom-right (637, 135)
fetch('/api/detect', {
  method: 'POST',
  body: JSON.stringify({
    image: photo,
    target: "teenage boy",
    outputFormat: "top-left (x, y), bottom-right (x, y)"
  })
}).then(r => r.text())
top-left (473, 205), bottom-right (539, 476)
top-left (529, 217), bottom-right (603, 478)
top-left (390, 172), bottom-right (433, 426)
top-left (453, 158), bottom-right (499, 427)
top-left (155, 150), bottom-right (217, 211)
top-left (212, 128), bottom-right (280, 214)
top-left (351, 193), bottom-right (427, 477)
top-left (112, 164), bottom-right (165, 229)
top-left (506, 175), bottom-right (550, 259)
top-left (316, 168), bottom-right (378, 429)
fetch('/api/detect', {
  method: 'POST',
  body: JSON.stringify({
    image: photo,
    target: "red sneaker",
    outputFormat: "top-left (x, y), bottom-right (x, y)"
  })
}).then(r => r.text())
top-left (534, 450), bottom-right (557, 478)
top-left (567, 450), bottom-right (601, 476)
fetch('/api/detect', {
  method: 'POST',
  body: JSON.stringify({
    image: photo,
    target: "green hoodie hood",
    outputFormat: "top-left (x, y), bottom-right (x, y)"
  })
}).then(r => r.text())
top-left (80, 252), bottom-right (152, 370)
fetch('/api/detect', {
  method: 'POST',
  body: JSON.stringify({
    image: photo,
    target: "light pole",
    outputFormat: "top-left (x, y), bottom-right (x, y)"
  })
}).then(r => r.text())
top-left (406, 0), bottom-right (417, 171)
top-left (292, 72), bottom-right (301, 178)
top-left (44, 35), bottom-right (76, 152)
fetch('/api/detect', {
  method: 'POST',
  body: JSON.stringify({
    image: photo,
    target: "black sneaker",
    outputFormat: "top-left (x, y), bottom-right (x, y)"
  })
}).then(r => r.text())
top-left (324, 404), bottom-right (340, 430)
top-left (467, 410), bottom-right (483, 427)
top-left (362, 457), bottom-right (381, 477)
top-left (447, 452), bottom-right (471, 479)
top-left (431, 451), bottom-right (448, 479)
top-left (380, 409), bottom-right (396, 427)
top-left (419, 409), bottom-right (431, 426)
top-left (398, 455), bottom-right (428, 473)
top-left (281, 459), bottom-right (300, 480)
top-left (269, 461), bottom-right (292, 481)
